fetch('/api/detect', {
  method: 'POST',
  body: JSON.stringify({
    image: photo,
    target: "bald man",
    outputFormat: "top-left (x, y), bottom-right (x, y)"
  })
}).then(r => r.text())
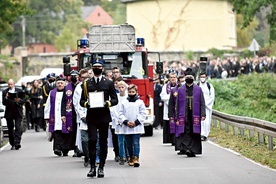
top-left (2, 79), bottom-right (25, 150)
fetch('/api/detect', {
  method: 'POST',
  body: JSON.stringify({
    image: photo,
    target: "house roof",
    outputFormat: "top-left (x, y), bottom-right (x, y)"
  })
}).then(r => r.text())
top-left (81, 6), bottom-right (98, 19)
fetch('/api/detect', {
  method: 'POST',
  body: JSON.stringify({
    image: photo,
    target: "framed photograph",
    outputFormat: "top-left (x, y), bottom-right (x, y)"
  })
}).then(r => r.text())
top-left (89, 91), bottom-right (104, 108)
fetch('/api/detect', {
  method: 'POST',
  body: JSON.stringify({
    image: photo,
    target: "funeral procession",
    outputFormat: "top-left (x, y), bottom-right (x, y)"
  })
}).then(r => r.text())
top-left (0, 0), bottom-right (276, 184)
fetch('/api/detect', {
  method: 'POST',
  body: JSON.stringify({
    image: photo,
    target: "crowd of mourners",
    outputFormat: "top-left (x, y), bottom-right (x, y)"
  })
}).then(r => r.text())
top-left (161, 55), bottom-right (276, 80)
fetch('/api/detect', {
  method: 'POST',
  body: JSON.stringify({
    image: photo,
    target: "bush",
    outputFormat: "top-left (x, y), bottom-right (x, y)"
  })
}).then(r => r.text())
top-left (211, 73), bottom-right (276, 122)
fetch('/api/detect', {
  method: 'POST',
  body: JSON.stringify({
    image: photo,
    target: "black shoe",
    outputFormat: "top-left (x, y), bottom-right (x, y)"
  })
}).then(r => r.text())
top-left (186, 150), bottom-right (196, 157)
top-left (11, 146), bottom-right (15, 150)
top-left (87, 167), bottom-right (96, 178)
top-left (54, 150), bottom-right (62, 156)
top-left (84, 157), bottom-right (89, 167)
top-left (114, 156), bottom-right (120, 162)
top-left (35, 125), bottom-right (40, 132)
top-left (72, 153), bottom-right (78, 157)
top-left (62, 152), bottom-right (68, 157)
top-left (119, 158), bottom-right (126, 165)
top-left (15, 145), bottom-right (21, 150)
top-left (201, 136), bottom-right (207, 141)
top-left (97, 168), bottom-right (104, 178)
top-left (177, 150), bottom-right (185, 155)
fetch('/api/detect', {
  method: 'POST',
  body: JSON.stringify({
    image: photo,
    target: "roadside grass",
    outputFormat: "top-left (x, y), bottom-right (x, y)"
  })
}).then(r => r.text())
top-left (209, 125), bottom-right (276, 169)
top-left (0, 139), bottom-right (8, 149)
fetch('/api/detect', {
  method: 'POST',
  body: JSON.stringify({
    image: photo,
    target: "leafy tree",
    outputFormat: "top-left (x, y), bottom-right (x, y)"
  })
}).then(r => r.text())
top-left (229, 0), bottom-right (276, 42)
top-left (55, 15), bottom-right (90, 51)
top-left (8, 0), bottom-right (87, 53)
top-left (82, 0), bottom-right (101, 5)
top-left (236, 14), bottom-right (258, 47)
top-left (0, 0), bottom-right (33, 47)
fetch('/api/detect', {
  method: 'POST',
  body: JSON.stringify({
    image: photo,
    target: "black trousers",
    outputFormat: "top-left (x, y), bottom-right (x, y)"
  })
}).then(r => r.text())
top-left (6, 117), bottom-right (23, 146)
top-left (87, 122), bottom-right (109, 168)
top-left (110, 127), bottom-right (119, 157)
top-left (153, 105), bottom-right (163, 128)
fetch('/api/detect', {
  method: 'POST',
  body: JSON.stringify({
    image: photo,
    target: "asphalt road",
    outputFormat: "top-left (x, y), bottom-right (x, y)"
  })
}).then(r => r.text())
top-left (0, 129), bottom-right (276, 184)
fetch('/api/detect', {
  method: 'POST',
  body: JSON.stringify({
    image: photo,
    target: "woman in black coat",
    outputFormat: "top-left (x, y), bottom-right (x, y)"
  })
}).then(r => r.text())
top-left (30, 79), bottom-right (44, 132)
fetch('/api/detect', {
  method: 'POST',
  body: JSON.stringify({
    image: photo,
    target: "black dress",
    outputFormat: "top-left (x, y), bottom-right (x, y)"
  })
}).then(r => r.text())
top-left (30, 88), bottom-right (44, 128)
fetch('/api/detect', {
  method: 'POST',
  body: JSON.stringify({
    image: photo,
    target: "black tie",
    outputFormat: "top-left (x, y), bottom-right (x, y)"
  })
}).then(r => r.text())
top-left (97, 78), bottom-right (99, 85)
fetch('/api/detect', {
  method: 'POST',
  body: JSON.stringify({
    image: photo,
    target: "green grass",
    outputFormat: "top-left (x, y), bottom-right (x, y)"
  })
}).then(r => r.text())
top-left (209, 125), bottom-right (276, 169)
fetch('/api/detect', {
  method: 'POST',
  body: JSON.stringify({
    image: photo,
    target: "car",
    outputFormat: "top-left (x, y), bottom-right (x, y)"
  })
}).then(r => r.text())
top-left (16, 75), bottom-right (41, 86)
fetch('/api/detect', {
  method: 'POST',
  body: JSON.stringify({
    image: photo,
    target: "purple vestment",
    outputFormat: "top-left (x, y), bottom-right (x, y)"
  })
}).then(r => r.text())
top-left (48, 84), bottom-right (73, 133)
top-left (176, 85), bottom-right (202, 137)
top-left (169, 86), bottom-right (180, 134)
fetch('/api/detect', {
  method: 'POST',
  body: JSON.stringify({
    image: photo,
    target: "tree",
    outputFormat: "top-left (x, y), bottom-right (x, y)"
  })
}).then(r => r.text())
top-left (229, 0), bottom-right (276, 42)
top-left (8, 0), bottom-right (87, 52)
top-left (82, 0), bottom-right (101, 5)
top-left (236, 14), bottom-right (258, 47)
top-left (0, 0), bottom-right (32, 48)
top-left (55, 15), bottom-right (90, 52)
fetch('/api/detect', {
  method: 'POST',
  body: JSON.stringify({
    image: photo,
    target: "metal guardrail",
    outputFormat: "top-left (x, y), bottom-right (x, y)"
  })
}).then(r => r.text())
top-left (212, 109), bottom-right (276, 150)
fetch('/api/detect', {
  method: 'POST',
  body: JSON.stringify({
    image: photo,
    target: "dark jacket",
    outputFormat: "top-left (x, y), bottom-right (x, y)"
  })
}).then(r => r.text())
top-left (42, 83), bottom-right (55, 105)
top-left (154, 83), bottom-right (162, 105)
top-left (2, 87), bottom-right (25, 119)
top-left (80, 76), bottom-right (118, 123)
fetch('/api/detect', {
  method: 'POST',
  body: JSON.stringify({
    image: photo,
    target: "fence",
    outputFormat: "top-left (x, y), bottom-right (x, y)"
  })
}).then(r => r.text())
top-left (211, 110), bottom-right (276, 150)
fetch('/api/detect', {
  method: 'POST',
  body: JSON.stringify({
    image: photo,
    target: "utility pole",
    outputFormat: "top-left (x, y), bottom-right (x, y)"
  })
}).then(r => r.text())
top-left (21, 16), bottom-right (27, 77)
top-left (21, 16), bottom-right (26, 48)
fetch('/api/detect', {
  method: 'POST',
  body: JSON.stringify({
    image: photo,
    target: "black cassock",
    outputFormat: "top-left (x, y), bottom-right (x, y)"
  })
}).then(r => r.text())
top-left (52, 90), bottom-right (75, 154)
top-left (169, 84), bottom-right (205, 154)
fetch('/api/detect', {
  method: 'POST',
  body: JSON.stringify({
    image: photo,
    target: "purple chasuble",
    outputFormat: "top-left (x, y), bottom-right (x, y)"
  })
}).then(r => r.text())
top-left (64, 83), bottom-right (73, 133)
top-left (48, 85), bottom-right (73, 133)
top-left (169, 86), bottom-right (180, 134)
top-left (176, 85), bottom-right (201, 137)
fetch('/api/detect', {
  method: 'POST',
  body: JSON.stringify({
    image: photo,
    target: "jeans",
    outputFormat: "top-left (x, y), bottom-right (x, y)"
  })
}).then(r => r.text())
top-left (80, 130), bottom-right (89, 158)
top-left (117, 134), bottom-right (129, 159)
top-left (125, 134), bottom-right (140, 158)
top-left (81, 130), bottom-right (100, 161)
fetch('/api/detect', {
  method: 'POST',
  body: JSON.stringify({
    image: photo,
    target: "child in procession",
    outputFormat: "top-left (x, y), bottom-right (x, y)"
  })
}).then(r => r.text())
top-left (112, 81), bottom-right (129, 165)
top-left (119, 84), bottom-right (146, 167)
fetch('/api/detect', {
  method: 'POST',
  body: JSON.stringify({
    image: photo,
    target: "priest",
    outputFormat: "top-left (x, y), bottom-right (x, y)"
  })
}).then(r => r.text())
top-left (44, 76), bottom-right (75, 156)
top-left (168, 68), bottom-right (206, 157)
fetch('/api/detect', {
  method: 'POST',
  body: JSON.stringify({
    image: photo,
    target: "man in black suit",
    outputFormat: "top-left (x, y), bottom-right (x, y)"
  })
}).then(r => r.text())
top-left (80, 59), bottom-right (118, 178)
top-left (2, 79), bottom-right (25, 150)
top-left (153, 77), bottom-right (163, 129)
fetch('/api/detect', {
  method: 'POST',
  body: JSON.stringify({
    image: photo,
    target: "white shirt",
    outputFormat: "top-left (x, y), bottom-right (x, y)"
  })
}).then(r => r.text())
top-left (113, 94), bottom-right (127, 134)
top-left (198, 82), bottom-right (215, 110)
top-left (160, 83), bottom-right (175, 120)
top-left (119, 98), bottom-right (146, 134)
top-left (73, 82), bottom-right (87, 130)
top-left (8, 87), bottom-right (15, 93)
